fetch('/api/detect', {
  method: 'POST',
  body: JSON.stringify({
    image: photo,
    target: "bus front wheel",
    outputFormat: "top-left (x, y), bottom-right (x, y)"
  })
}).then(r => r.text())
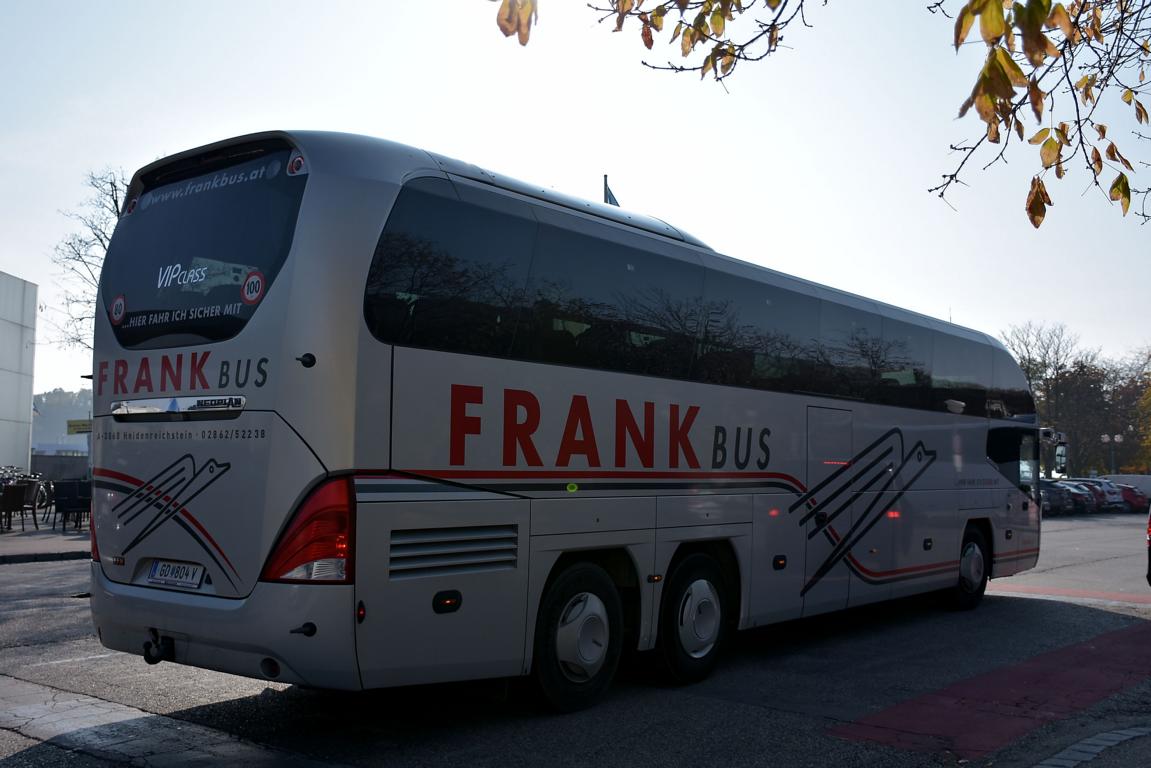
top-left (657, 553), bottom-right (728, 684)
top-left (947, 526), bottom-right (989, 611)
top-left (532, 562), bottom-right (623, 712)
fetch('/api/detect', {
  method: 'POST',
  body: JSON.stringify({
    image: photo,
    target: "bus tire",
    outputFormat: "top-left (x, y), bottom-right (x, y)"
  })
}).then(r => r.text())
top-left (947, 526), bottom-right (989, 611)
top-left (657, 553), bottom-right (728, 684)
top-left (532, 562), bottom-right (623, 712)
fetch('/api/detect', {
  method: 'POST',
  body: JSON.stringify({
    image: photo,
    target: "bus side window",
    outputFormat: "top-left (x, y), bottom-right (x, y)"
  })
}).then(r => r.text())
top-left (932, 333), bottom-right (992, 417)
top-left (878, 317), bottom-right (933, 410)
top-left (694, 269), bottom-right (817, 394)
top-left (990, 349), bottom-right (1037, 423)
top-left (514, 212), bottom-right (705, 379)
top-left (363, 177), bottom-right (536, 358)
top-left (812, 299), bottom-right (881, 401)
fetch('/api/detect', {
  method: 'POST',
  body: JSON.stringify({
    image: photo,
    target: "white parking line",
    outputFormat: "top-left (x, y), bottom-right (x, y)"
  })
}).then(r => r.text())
top-left (26, 653), bottom-right (117, 667)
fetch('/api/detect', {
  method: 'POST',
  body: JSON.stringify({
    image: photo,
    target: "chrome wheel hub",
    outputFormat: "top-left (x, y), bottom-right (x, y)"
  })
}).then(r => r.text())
top-left (555, 592), bottom-right (609, 682)
top-left (676, 579), bottom-right (720, 659)
top-left (959, 541), bottom-right (985, 593)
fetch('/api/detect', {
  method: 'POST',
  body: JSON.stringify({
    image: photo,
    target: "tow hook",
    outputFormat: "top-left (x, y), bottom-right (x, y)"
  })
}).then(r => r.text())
top-left (142, 628), bottom-right (175, 665)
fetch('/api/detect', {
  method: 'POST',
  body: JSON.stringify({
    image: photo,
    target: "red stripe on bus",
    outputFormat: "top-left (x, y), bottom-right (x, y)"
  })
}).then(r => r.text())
top-left (92, 467), bottom-right (238, 576)
top-left (848, 556), bottom-right (959, 579)
top-left (93, 467), bottom-right (139, 484)
top-left (993, 547), bottom-right (1041, 561)
top-left (823, 522), bottom-right (957, 581)
top-left (831, 621), bottom-right (1151, 758)
top-left (403, 468), bottom-right (807, 484)
top-left (175, 510), bottom-right (238, 575)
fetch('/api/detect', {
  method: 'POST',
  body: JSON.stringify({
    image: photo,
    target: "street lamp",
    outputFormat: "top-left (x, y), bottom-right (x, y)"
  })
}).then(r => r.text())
top-left (1100, 433), bottom-right (1124, 475)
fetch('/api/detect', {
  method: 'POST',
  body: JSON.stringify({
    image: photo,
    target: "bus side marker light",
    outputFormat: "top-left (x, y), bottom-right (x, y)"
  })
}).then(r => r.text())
top-left (646, 574), bottom-right (663, 583)
top-left (923, 538), bottom-right (934, 551)
top-left (433, 590), bottom-right (462, 614)
top-left (357, 601), bottom-right (366, 624)
top-left (773, 556), bottom-right (787, 571)
top-left (886, 510), bottom-right (901, 519)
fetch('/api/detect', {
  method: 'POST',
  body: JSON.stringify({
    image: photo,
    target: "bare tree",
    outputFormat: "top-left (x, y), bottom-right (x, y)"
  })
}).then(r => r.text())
top-left (1002, 321), bottom-right (1089, 413)
top-left (50, 169), bottom-right (127, 350)
top-left (1003, 321), bottom-right (1091, 473)
top-left (1002, 322), bottom-right (1151, 474)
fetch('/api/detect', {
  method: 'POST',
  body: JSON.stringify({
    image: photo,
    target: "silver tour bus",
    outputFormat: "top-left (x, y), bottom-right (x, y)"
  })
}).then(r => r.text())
top-left (90, 131), bottom-right (1040, 711)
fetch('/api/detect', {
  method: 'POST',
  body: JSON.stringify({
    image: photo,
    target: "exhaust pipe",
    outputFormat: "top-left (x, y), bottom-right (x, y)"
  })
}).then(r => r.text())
top-left (142, 628), bottom-right (175, 665)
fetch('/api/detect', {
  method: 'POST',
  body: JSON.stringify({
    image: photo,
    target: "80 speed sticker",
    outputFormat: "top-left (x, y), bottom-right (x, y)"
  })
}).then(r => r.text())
top-left (109, 294), bottom-right (127, 326)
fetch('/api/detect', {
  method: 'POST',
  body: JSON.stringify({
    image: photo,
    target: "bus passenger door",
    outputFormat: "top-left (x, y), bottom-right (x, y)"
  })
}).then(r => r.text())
top-left (1016, 430), bottom-right (1041, 567)
top-left (354, 496), bottom-right (530, 688)
top-left (802, 407), bottom-right (853, 617)
top-left (987, 426), bottom-right (1039, 575)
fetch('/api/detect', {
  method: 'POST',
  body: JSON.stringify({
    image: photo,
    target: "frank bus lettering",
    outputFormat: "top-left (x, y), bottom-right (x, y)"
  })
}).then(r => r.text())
top-left (96, 352), bottom-right (269, 396)
top-left (446, 383), bottom-right (773, 472)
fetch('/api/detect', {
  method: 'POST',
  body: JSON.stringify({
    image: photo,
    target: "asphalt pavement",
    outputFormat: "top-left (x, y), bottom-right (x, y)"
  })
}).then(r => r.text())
top-left (2, 512), bottom-right (1150, 767)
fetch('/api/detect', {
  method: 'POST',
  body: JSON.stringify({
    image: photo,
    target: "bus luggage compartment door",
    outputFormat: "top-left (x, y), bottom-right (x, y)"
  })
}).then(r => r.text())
top-left (354, 496), bottom-right (530, 688)
top-left (802, 407), bottom-right (853, 617)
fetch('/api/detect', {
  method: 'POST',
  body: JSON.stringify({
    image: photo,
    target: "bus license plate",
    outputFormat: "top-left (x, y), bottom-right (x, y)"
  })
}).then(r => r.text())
top-left (148, 559), bottom-right (204, 589)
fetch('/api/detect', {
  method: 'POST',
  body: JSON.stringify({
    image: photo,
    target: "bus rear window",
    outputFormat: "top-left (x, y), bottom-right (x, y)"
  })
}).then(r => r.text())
top-left (100, 145), bottom-right (307, 349)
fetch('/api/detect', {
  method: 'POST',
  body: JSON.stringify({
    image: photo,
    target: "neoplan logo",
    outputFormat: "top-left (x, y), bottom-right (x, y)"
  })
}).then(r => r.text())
top-left (157, 263), bottom-right (208, 289)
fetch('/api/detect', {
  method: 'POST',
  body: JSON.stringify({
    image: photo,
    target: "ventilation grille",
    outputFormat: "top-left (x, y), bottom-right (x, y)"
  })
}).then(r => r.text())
top-left (389, 525), bottom-right (518, 580)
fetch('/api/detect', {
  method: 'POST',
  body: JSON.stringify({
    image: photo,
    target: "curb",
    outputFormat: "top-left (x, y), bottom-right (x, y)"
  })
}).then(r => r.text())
top-left (0, 551), bottom-right (92, 566)
top-left (0, 675), bottom-right (339, 768)
top-left (1032, 725), bottom-right (1151, 767)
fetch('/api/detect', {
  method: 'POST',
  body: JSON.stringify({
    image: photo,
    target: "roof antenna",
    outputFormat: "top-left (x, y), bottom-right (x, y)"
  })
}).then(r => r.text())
top-left (603, 175), bottom-right (619, 207)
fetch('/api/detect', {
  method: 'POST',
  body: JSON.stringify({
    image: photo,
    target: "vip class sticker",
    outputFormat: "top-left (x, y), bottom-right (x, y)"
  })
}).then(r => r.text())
top-left (240, 270), bottom-right (266, 306)
top-left (109, 294), bottom-right (127, 326)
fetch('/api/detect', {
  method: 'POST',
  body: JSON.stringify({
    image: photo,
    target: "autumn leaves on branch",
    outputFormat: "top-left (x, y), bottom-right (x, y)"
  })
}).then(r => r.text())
top-left (496, 1), bottom-right (1151, 228)
top-left (954, 0), bottom-right (1150, 226)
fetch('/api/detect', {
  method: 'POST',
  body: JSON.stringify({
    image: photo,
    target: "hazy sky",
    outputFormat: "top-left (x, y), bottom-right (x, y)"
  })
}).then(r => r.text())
top-left (2, 1), bottom-right (1147, 393)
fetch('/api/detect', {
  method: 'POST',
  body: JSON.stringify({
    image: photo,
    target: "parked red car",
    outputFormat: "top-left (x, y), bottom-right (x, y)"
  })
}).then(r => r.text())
top-left (1057, 481), bottom-right (1100, 514)
top-left (1075, 481), bottom-right (1107, 511)
top-left (1116, 483), bottom-right (1149, 515)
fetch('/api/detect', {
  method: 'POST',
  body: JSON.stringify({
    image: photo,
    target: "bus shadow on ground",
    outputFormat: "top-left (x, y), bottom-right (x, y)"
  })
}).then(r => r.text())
top-left (10, 591), bottom-right (1145, 768)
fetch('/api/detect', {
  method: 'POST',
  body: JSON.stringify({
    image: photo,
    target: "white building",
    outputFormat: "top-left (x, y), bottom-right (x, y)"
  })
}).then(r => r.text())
top-left (0, 271), bottom-right (36, 470)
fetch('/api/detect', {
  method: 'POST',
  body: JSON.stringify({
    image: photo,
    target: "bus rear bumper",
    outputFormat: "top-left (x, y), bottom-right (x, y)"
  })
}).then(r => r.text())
top-left (90, 564), bottom-right (361, 689)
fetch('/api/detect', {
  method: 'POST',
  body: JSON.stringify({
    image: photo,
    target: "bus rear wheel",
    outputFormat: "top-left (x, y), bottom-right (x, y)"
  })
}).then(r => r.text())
top-left (532, 562), bottom-right (623, 712)
top-left (657, 553), bottom-right (728, 684)
top-left (946, 526), bottom-right (989, 611)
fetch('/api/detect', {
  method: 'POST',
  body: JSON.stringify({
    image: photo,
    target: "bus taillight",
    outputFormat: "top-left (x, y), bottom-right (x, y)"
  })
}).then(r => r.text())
top-left (260, 478), bottom-right (355, 584)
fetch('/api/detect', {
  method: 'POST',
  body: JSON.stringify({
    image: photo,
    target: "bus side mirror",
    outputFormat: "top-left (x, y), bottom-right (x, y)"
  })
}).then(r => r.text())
top-left (1054, 445), bottom-right (1068, 475)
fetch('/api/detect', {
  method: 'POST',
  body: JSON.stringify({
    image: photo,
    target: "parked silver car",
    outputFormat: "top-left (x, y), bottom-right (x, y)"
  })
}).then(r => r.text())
top-left (1069, 478), bottom-right (1126, 511)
